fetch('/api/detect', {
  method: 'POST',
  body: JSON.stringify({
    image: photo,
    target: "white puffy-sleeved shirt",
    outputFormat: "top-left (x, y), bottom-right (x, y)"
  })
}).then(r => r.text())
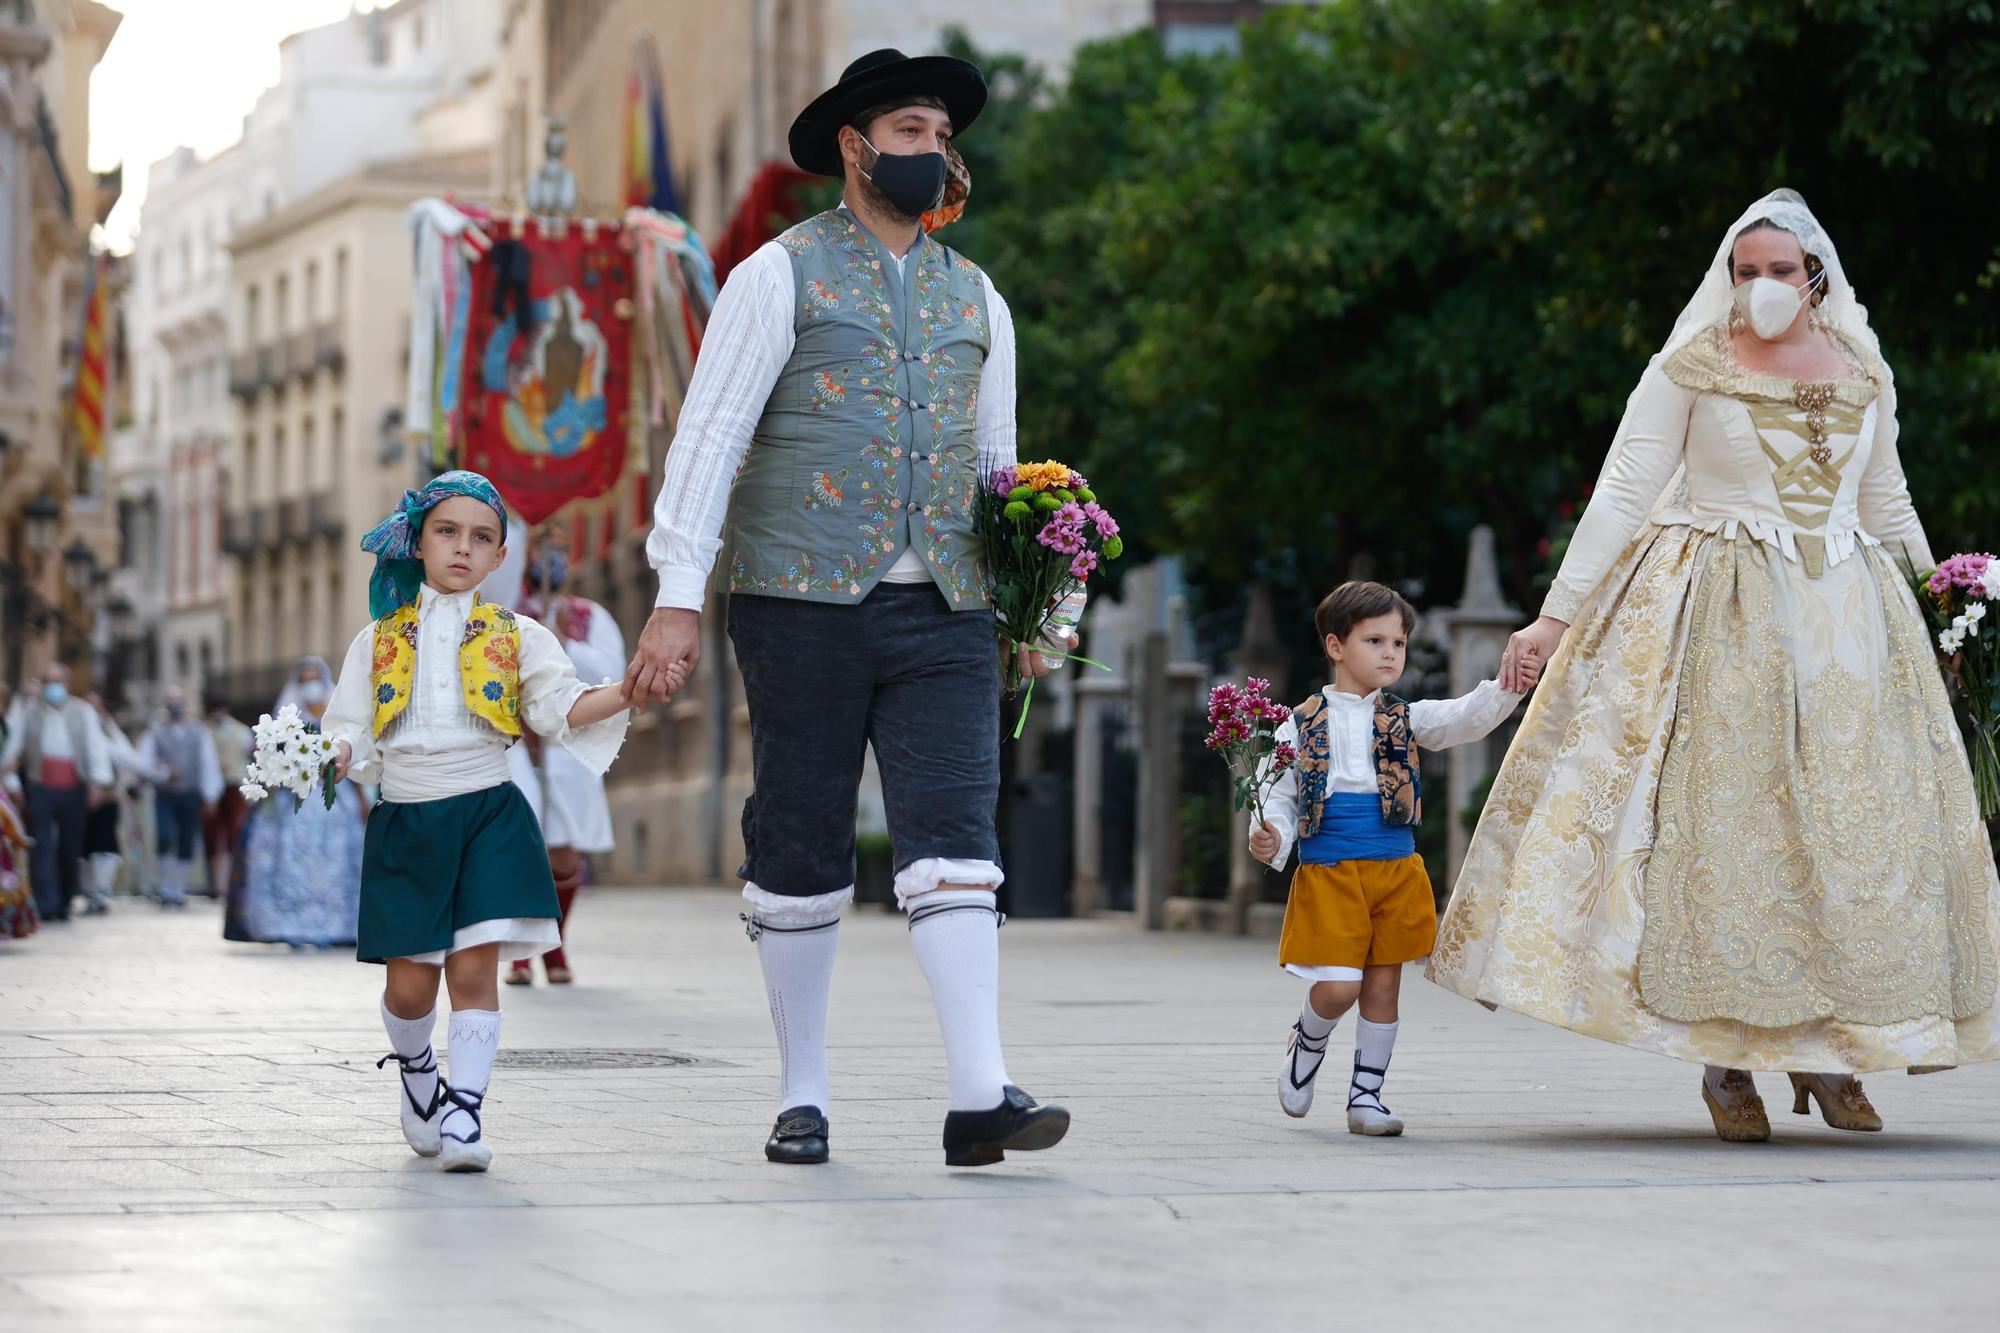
top-left (1541, 324), bottom-right (1929, 624)
top-left (320, 583), bottom-right (628, 806)
top-left (1250, 680), bottom-right (1525, 872)
top-left (645, 203), bottom-right (1018, 610)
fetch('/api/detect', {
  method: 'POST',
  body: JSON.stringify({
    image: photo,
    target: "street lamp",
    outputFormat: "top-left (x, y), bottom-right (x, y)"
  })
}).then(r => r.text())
top-left (108, 592), bottom-right (134, 640)
top-left (62, 537), bottom-right (96, 599)
top-left (22, 492), bottom-right (59, 560)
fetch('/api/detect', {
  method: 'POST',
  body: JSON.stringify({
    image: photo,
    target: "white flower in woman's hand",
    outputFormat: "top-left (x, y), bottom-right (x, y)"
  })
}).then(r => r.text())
top-left (1966, 601), bottom-right (1987, 627)
top-left (240, 781), bottom-right (268, 801)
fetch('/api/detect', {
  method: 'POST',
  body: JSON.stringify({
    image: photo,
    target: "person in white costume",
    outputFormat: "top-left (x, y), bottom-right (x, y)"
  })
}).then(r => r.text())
top-left (1429, 190), bottom-right (2000, 1142)
top-left (506, 537), bottom-right (625, 986)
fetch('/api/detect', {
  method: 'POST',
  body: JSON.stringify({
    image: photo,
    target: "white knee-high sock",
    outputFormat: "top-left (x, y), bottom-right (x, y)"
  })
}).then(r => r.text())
top-left (1351, 1018), bottom-right (1399, 1111)
top-left (756, 920), bottom-right (838, 1114)
top-left (908, 892), bottom-right (1011, 1112)
top-left (381, 1000), bottom-right (439, 1107)
top-left (444, 1009), bottom-right (501, 1140)
top-left (1290, 998), bottom-right (1338, 1088)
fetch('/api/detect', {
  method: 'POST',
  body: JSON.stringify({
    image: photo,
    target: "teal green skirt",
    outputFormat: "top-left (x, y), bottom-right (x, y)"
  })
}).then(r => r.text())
top-left (357, 782), bottom-right (557, 964)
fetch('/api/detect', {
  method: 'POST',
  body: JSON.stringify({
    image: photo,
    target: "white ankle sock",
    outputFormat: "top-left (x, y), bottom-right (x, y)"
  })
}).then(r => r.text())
top-left (908, 891), bottom-right (1011, 1112)
top-left (444, 1009), bottom-right (501, 1140)
top-left (1298, 999), bottom-right (1338, 1043)
top-left (381, 1001), bottom-right (439, 1108)
top-left (755, 919), bottom-right (838, 1114)
top-left (1350, 1018), bottom-right (1399, 1111)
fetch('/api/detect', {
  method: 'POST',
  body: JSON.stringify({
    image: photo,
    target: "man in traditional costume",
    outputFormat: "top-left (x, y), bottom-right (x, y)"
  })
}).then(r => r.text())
top-left (627, 50), bottom-right (1071, 1167)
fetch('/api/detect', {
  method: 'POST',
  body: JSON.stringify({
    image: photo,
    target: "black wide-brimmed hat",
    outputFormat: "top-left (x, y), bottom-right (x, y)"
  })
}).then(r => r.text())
top-left (788, 48), bottom-right (987, 178)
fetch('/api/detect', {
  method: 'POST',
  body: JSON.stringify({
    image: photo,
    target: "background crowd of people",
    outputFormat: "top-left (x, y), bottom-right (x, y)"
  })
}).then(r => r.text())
top-left (2, 534), bottom-right (609, 980)
top-left (0, 659), bottom-right (362, 947)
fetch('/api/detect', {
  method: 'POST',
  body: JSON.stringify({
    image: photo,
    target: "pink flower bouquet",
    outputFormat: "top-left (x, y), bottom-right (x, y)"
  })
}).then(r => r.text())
top-left (1204, 678), bottom-right (1296, 828)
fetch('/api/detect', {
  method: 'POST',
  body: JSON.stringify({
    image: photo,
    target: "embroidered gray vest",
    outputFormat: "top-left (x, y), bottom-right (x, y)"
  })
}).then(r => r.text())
top-left (724, 208), bottom-right (993, 609)
top-left (1293, 690), bottom-right (1422, 837)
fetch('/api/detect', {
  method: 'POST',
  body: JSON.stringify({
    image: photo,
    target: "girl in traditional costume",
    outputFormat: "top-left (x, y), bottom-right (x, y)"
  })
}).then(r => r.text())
top-left (224, 657), bottom-right (366, 949)
top-left (318, 471), bottom-right (669, 1171)
top-left (1429, 190), bottom-right (2000, 1140)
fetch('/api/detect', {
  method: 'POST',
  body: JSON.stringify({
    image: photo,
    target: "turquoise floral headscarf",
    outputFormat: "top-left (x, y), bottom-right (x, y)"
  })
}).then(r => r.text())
top-left (360, 470), bottom-right (509, 618)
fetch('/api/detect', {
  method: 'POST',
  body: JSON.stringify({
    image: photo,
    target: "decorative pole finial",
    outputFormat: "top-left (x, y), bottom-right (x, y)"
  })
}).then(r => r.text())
top-left (525, 115), bottom-right (578, 218)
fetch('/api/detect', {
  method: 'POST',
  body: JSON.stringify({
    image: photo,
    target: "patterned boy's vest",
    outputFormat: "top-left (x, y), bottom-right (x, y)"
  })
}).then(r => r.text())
top-left (1294, 690), bottom-right (1421, 836)
top-left (724, 207), bottom-right (993, 609)
top-left (369, 595), bottom-right (523, 738)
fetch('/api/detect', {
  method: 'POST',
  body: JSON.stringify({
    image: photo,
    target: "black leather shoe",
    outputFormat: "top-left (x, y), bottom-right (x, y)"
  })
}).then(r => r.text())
top-left (941, 1085), bottom-right (1070, 1167)
top-left (764, 1106), bottom-right (830, 1164)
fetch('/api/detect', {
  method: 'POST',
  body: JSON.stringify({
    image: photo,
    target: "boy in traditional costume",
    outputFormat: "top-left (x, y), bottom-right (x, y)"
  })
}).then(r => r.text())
top-left (319, 471), bottom-right (674, 1171)
top-left (1250, 582), bottom-right (1533, 1135)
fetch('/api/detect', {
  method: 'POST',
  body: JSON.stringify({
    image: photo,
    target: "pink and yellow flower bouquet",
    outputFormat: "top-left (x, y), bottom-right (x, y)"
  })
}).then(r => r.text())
top-left (978, 460), bottom-right (1123, 702)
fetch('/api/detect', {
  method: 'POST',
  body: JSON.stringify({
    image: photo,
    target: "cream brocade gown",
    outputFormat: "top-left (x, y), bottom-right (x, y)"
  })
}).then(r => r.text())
top-left (1428, 322), bottom-right (2000, 1073)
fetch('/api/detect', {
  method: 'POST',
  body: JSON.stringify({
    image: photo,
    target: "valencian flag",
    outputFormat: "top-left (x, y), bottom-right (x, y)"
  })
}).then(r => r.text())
top-left (623, 38), bottom-right (682, 215)
top-left (455, 215), bottom-right (638, 527)
top-left (72, 252), bottom-right (108, 459)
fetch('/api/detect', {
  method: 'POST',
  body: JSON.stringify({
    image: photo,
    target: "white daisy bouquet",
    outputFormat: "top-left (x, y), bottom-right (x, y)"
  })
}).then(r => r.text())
top-left (240, 704), bottom-right (340, 812)
top-left (1911, 552), bottom-right (1999, 821)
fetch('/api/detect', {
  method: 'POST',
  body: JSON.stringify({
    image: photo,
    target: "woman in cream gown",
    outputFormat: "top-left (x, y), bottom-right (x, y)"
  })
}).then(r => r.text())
top-left (1428, 190), bottom-right (2000, 1141)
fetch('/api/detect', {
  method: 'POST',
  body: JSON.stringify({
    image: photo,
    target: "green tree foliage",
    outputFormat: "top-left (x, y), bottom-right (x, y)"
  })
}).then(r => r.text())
top-left (951, 2), bottom-right (2000, 618)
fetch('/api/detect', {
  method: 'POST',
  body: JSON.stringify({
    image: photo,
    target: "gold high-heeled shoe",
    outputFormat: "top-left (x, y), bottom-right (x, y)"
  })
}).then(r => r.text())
top-left (1701, 1069), bottom-right (1770, 1142)
top-left (1788, 1073), bottom-right (1883, 1132)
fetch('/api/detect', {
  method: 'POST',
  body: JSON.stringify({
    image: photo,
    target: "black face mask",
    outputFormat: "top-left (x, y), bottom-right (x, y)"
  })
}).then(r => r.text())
top-left (859, 138), bottom-right (946, 221)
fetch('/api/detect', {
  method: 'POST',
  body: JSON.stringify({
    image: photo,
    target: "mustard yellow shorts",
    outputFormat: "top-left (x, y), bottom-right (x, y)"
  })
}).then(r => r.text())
top-left (1277, 854), bottom-right (1437, 972)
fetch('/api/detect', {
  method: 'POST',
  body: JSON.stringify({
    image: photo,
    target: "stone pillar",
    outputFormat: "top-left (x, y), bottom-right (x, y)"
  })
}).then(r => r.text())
top-left (1132, 629), bottom-right (1176, 931)
top-left (1070, 674), bottom-right (1112, 915)
top-left (1442, 526), bottom-right (1521, 887)
top-left (1224, 582), bottom-right (1286, 934)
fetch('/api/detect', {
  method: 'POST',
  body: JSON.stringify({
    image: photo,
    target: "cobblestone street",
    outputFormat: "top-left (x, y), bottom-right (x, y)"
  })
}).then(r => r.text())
top-left (2, 888), bottom-right (1997, 1331)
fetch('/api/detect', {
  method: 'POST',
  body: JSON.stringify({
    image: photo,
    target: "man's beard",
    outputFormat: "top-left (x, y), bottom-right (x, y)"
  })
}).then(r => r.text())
top-left (856, 168), bottom-right (923, 226)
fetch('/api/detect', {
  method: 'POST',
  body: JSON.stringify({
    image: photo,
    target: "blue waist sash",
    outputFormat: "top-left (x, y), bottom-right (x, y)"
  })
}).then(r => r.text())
top-left (1299, 791), bottom-right (1415, 865)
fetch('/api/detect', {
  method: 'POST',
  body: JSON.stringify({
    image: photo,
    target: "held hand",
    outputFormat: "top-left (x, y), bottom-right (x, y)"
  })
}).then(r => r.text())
top-left (1513, 645), bottom-right (1545, 690)
top-left (625, 608), bottom-right (702, 703)
top-left (1016, 633), bottom-right (1082, 682)
top-left (1249, 821), bottom-right (1281, 864)
top-left (1500, 616), bottom-right (1568, 692)
top-left (334, 740), bottom-right (352, 784)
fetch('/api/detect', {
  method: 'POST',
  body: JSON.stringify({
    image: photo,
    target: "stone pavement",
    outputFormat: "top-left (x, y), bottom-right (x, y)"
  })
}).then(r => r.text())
top-left (0, 888), bottom-right (1995, 1332)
